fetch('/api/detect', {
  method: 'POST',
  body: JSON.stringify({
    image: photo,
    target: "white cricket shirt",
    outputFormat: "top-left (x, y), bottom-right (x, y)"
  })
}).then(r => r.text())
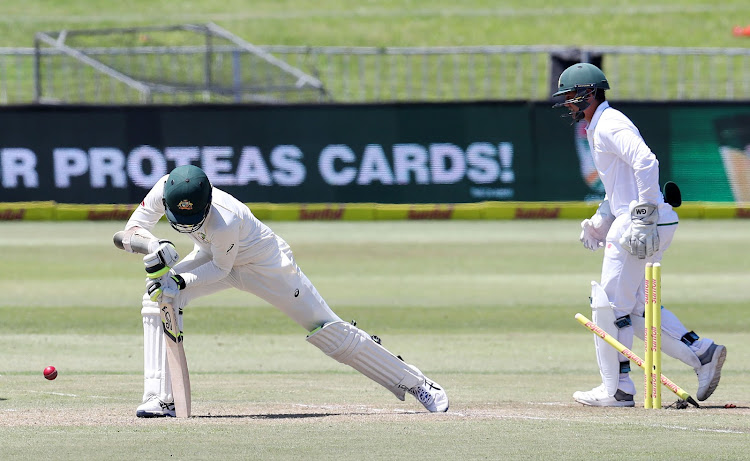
top-left (585, 101), bottom-right (665, 217)
top-left (126, 175), bottom-right (277, 287)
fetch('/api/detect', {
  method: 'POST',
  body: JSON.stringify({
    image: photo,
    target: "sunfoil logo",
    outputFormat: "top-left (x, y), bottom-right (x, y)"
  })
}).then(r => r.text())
top-left (408, 207), bottom-right (453, 220)
top-left (88, 208), bottom-right (134, 220)
top-left (300, 206), bottom-right (344, 220)
top-left (0, 209), bottom-right (25, 220)
top-left (514, 207), bottom-right (561, 219)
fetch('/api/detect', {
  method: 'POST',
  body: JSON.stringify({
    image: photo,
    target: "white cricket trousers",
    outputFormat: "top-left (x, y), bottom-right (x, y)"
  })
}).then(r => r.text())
top-left (170, 234), bottom-right (343, 331)
top-left (600, 204), bottom-right (679, 317)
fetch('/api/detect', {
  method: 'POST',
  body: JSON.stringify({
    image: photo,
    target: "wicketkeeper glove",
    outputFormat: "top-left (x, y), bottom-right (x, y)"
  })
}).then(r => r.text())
top-left (143, 241), bottom-right (179, 279)
top-left (146, 271), bottom-right (186, 303)
top-left (579, 200), bottom-right (614, 251)
top-left (580, 219), bottom-right (606, 251)
top-left (619, 201), bottom-right (659, 259)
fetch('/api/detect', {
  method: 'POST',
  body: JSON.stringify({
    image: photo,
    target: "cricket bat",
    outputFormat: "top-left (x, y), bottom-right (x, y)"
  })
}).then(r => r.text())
top-left (161, 301), bottom-right (191, 418)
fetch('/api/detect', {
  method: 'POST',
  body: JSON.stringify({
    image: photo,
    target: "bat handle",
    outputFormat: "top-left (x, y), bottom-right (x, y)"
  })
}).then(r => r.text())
top-left (113, 231), bottom-right (126, 250)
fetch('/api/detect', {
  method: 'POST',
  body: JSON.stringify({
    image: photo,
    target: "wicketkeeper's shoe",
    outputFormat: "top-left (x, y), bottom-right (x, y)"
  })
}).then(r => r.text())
top-left (407, 376), bottom-right (449, 412)
top-left (695, 343), bottom-right (727, 401)
top-left (136, 396), bottom-right (176, 418)
top-left (573, 384), bottom-right (635, 407)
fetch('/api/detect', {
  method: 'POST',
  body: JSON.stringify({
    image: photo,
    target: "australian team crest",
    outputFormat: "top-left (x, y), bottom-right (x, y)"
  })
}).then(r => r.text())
top-left (177, 199), bottom-right (193, 211)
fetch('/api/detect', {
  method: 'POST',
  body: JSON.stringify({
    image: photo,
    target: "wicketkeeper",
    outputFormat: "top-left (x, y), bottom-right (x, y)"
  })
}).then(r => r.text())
top-left (553, 63), bottom-right (727, 407)
top-left (117, 165), bottom-right (448, 417)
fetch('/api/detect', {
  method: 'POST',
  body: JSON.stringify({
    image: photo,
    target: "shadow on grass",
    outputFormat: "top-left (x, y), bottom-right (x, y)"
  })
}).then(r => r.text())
top-left (194, 412), bottom-right (344, 419)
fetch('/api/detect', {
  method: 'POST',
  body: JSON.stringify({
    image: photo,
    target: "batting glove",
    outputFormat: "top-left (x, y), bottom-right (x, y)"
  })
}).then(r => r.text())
top-left (619, 201), bottom-right (659, 259)
top-left (143, 241), bottom-right (179, 279)
top-left (146, 271), bottom-right (186, 303)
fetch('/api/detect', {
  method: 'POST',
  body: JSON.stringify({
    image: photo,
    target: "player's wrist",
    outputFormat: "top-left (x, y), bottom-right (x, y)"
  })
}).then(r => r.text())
top-left (170, 273), bottom-right (186, 290)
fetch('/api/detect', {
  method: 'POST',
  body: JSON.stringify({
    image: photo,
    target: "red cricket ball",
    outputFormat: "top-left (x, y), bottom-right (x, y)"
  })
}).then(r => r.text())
top-left (43, 366), bottom-right (58, 380)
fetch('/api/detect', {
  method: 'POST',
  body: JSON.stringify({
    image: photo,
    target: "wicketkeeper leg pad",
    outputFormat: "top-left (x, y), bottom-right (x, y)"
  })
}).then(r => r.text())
top-left (306, 321), bottom-right (424, 400)
top-left (591, 281), bottom-right (634, 396)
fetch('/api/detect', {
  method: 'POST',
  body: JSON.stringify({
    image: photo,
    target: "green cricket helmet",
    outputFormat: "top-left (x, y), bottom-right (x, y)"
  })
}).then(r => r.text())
top-left (552, 62), bottom-right (610, 122)
top-left (162, 165), bottom-right (212, 233)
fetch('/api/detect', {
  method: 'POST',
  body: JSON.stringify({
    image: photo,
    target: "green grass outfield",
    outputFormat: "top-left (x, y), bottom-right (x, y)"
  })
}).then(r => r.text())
top-left (4, 1), bottom-right (750, 103)
top-left (1, 220), bottom-right (750, 460)
top-left (2, 0), bottom-right (750, 48)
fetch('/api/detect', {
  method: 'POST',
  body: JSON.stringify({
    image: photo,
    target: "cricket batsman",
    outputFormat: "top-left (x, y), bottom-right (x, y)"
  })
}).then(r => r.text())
top-left (117, 164), bottom-right (449, 417)
top-left (553, 63), bottom-right (727, 406)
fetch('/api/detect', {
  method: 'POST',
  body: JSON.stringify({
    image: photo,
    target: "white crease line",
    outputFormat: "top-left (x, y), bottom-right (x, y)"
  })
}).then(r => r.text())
top-left (224, 402), bottom-right (750, 434)
top-left (32, 391), bottom-right (79, 397)
top-left (479, 413), bottom-right (750, 435)
top-left (27, 390), bottom-right (128, 400)
top-left (657, 424), bottom-right (746, 434)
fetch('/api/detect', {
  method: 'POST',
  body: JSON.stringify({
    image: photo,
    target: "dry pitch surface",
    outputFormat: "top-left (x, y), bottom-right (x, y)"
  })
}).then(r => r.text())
top-left (4, 400), bottom-right (750, 428)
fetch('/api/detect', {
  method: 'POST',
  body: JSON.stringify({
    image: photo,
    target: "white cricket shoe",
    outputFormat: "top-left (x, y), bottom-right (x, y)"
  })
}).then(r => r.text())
top-left (136, 396), bottom-right (176, 418)
top-left (695, 343), bottom-right (727, 401)
top-left (407, 377), bottom-right (449, 412)
top-left (573, 384), bottom-right (634, 407)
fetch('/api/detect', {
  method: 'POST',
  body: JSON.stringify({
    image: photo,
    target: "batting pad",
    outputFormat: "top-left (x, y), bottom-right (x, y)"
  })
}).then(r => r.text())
top-left (307, 321), bottom-right (424, 400)
top-left (141, 298), bottom-right (173, 404)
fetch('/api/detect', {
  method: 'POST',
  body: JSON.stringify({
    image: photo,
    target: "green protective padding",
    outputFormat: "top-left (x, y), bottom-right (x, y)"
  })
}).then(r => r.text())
top-left (701, 204), bottom-right (739, 219)
top-left (147, 266), bottom-right (171, 279)
top-left (342, 204), bottom-right (376, 221)
top-left (54, 207), bottom-right (89, 221)
top-left (374, 205), bottom-right (409, 220)
top-left (269, 205), bottom-right (301, 221)
top-left (1, 201), bottom-right (750, 221)
top-left (246, 203), bottom-right (274, 221)
top-left (451, 203), bottom-right (483, 220)
top-left (480, 202), bottom-right (515, 219)
top-left (675, 203), bottom-right (704, 219)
